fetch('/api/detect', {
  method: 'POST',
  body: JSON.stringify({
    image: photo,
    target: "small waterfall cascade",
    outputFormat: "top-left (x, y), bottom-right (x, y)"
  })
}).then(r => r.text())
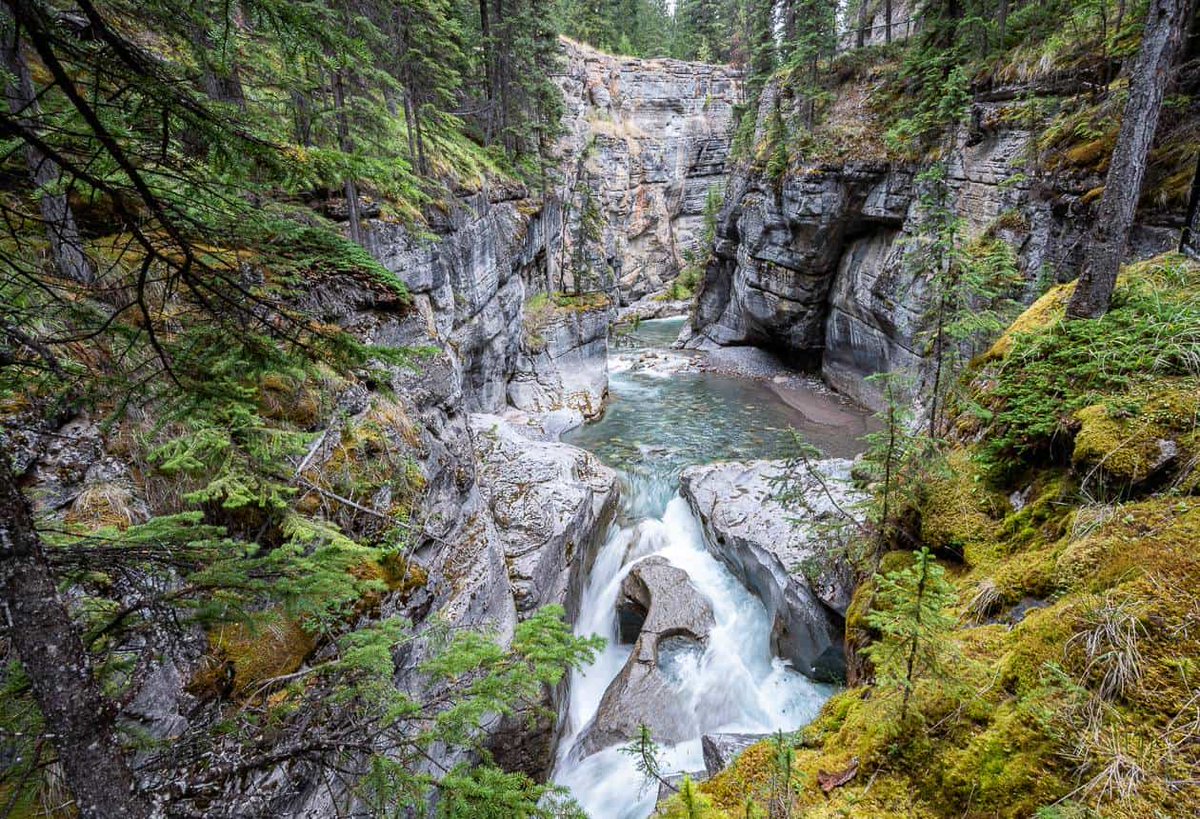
top-left (551, 318), bottom-right (862, 818)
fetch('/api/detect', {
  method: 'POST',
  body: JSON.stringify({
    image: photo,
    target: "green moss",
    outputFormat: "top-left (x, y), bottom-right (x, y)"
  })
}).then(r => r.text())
top-left (919, 451), bottom-right (1003, 558)
top-left (970, 254), bottom-right (1200, 484)
top-left (691, 159), bottom-right (1200, 819)
top-left (941, 701), bottom-right (1070, 818)
top-left (1071, 387), bottom-right (1200, 487)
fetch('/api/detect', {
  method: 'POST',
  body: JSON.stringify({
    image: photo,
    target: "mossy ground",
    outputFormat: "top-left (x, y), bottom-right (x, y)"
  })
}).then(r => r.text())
top-left (682, 255), bottom-right (1200, 818)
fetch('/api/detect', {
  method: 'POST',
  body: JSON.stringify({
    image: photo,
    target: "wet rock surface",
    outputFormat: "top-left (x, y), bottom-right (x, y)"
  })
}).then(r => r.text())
top-left (680, 458), bottom-right (864, 682)
top-left (576, 557), bottom-right (714, 755)
top-left (702, 733), bottom-right (768, 776)
top-left (470, 413), bottom-right (619, 618)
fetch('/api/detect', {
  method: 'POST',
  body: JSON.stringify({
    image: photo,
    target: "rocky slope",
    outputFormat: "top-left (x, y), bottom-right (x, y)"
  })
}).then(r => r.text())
top-left (556, 39), bottom-right (742, 303)
top-left (689, 253), bottom-right (1200, 818)
top-left (8, 39), bottom-right (750, 813)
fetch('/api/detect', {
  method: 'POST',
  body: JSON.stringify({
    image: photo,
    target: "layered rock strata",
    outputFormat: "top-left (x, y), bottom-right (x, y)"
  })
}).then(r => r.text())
top-left (688, 85), bottom-right (1180, 410)
top-left (556, 40), bottom-right (742, 302)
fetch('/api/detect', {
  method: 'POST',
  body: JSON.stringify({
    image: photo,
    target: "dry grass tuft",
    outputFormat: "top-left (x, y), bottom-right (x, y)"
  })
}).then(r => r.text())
top-left (65, 481), bottom-right (139, 530)
top-left (1068, 596), bottom-right (1146, 701)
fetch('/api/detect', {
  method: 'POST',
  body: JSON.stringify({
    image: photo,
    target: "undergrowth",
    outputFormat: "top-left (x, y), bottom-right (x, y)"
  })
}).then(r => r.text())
top-left (690, 254), bottom-right (1200, 819)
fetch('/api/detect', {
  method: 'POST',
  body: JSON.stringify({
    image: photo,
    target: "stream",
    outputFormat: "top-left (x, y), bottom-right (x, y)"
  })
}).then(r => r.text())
top-left (551, 317), bottom-right (872, 818)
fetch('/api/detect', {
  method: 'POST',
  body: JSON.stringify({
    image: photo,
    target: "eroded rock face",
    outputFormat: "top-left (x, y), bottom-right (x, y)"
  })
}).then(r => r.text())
top-left (688, 85), bottom-right (1179, 410)
top-left (575, 557), bottom-right (714, 755)
top-left (556, 40), bottom-right (742, 303)
top-left (508, 302), bottom-right (614, 423)
top-left (360, 186), bottom-right (559, 414)
top-left (17, 39), bottom-right (749, 814)
top-left (470, 413), bottom-right (618, 619)
top-left (680, 459), bottom-right (864, 682)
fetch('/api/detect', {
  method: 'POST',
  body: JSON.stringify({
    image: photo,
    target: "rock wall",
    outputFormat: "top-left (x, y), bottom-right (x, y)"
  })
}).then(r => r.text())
top-left (556, 39), bottom-right (742, 304)
top-left (361, 183), bottom-right (568, 414)
top-left (253, 262), bottom-right (617, 811)
top-left (688, 83), bottom-right (1181, 411)
top-left (680, 459), bottom-right (863, 683)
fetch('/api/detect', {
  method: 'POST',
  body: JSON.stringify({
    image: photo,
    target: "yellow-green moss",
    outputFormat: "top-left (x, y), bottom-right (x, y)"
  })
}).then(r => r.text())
top-left (191, 613), bottom-right (315, 698)
top-left (940, 700), bottom-right (1070, 818)
top-left (919, 451), bottom-right (1003, 558)
top-left (711, 255), bottom-right (1200, 819)
top-left (984, 282), bottom-right (1073, 360)
top-left (1072, 386), bottom-right (1200, 486)
top-left (258, 370), bottom-right (323, 428)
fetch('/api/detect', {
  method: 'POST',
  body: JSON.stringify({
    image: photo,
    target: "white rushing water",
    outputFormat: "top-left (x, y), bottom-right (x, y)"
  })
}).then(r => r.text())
top-left (551, 319), bottom-right (845, 818)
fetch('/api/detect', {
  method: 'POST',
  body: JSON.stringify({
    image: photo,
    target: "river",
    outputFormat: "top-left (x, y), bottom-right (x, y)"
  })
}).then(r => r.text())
top-left (551, 317), bottom-right (872, 817)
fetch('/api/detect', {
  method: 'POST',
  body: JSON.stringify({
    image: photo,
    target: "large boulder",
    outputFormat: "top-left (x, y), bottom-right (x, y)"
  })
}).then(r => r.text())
top-left (467, 413), bottom-right (620, 778)
top-left (680, 459), bottom-right (864, 682)
top-left (575, 557), bottom-right (714, 755)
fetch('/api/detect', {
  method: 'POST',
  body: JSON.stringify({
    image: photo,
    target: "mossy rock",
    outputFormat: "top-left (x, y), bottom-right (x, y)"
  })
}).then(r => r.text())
top-left (352, 552), bottom-right (429, 609)
top-left (995, 472), bottom-right (1076, 549)
top-left (990, 541), bottom-right (1062, 603)
top-left (1071, 386), bottom-right (1200, 488)
top-left (258, 370), bottom-right (323, 429)
top-left (191, 613), bottom-right (315, 698)
top-left (997, 602), bottom-right (1075, 696)
top-left (919, 452), bottom-right (1003, 559)
top-left (984, 283), bottom-right (1073, 361)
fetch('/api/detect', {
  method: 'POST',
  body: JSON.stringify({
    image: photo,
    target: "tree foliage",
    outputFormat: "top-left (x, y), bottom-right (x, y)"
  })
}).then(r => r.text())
top-left (0, 0), bottom-right (595, 815)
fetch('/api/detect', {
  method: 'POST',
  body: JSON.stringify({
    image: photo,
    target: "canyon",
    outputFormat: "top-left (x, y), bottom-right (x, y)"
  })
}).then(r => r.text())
top-left (14, 31), bottom-right (1194, 819)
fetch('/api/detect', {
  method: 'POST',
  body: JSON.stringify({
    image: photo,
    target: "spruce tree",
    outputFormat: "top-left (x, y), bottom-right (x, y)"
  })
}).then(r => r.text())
top-left (865, 547), bottom-right (957, 719)
top-left (0, 1), bottom-right (599, 814)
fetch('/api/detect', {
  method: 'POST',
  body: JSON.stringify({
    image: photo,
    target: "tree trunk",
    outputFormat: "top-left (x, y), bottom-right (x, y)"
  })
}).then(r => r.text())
top-left (900, 554), bottom-right (930, 720)
top-left (494, 0), bottom-right (512, 153)
top-left (1068, 0), bottom-right (1197, 319)
top-left (479, 0), bottom-right (495, 143)
top-left (332, 69), bottom-right (362, 245)
top-left (1182, 152), bottom-right (1200, 259)
top-left (0, 454), bottom-right (150, 818)
top-left (885, 0), bottom-right (893, 43)
top-left (186, 8), bottom-right (246, 108)
top-left (1, 12), bottom-right (94, 285)
top-left (856, 0), bottom-right (870, 48)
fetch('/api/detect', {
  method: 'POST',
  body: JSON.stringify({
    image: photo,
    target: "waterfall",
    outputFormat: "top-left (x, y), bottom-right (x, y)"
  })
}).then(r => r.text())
top-left (550, 318), bottom-right (841, 818)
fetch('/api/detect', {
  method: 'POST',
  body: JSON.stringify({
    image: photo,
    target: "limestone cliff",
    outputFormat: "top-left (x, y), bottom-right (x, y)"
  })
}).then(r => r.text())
top-left (556, 39), bottom-right (742, 303)
top-left (687, 72), bottom-right (1188, 410)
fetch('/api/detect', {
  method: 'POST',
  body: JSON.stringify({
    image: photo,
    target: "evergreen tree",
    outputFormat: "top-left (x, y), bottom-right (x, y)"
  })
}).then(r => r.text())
top-left (865, 547), bottom-right (957, 719)
top-left (0, 1), bottom-right (598, 814)
top-left (745, 0), bottom-right (777, 104)
top-left (783, 0), bottom-right (837, 129)
top-left (673, 0), bottom-right (728, 61)
top-left (906, 164), bottom-right (1021, 438)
